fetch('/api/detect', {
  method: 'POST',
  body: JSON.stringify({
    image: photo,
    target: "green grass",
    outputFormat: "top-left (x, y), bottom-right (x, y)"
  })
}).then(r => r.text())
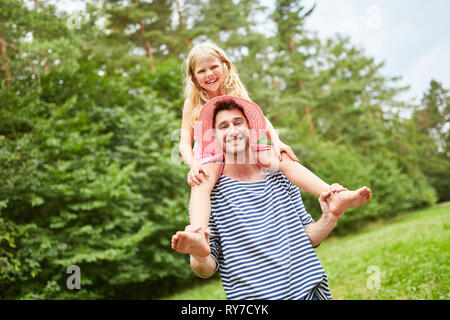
top-left (163, 204), bottom-right (450, 300)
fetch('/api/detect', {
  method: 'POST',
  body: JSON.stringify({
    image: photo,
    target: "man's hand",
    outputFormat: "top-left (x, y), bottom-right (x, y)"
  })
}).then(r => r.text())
top-left (305, 191), bottom-right (340, 248)
top-left (319, 191), bottom-right (342, 221)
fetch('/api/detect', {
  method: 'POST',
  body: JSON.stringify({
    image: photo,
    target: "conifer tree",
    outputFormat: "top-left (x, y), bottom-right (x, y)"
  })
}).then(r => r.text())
top-left (102, 0), bottom-right (176, 70)
top-left (269, 0), bottom-right (317, 131)
top-left (412, 80), bottom-right (450, 201)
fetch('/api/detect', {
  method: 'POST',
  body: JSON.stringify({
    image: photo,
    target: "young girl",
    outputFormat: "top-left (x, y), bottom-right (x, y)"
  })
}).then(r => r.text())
top-left (179, 43), bottom-right (370, 249)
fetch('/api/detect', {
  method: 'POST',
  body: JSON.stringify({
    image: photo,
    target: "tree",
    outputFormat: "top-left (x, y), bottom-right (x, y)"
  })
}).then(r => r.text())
top-left (411, 80), bottom-right (450, 201)
top-left (101, 0), bottom-right (182, 71)
top-left (269, 0), bottom-right (317, 131)
top-left (0, 0), bottom-right (191, 299)
top-left (416, 80), bottom-right (450, 154)
top-left (0, 0), bottom-right (30, 85)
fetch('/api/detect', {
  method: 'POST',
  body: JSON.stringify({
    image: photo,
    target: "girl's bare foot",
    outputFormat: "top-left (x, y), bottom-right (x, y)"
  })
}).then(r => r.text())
top-left (328, 186), bottom-right (371, 216)
top-left (171, 227), bottom-right (211, 257)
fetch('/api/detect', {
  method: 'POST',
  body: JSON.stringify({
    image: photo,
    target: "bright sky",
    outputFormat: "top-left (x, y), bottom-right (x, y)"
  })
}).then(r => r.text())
top-left (300, 0), bottom-right (450, 104)
top-left (51, 0), bottom-right (450, 105)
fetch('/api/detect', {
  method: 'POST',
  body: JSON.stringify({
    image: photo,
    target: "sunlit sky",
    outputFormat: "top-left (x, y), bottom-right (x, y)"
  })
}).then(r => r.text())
top-left (300, 0), bottom-right (450, 104)
top-left (49, 0), bottom-right (450, 105)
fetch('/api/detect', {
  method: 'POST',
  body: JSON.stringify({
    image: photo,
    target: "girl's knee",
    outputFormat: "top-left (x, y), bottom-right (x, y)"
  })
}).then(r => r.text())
top-left (257, 150), bottom-right (280, 171)
top-left (203, 162), bottom-right (223, 184)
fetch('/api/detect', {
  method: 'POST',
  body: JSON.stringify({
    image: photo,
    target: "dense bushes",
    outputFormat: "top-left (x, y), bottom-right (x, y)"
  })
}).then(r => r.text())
top-left (0, 60), bottom-right (196, 298)
top-left (281, 131), bottom-right (437, 235)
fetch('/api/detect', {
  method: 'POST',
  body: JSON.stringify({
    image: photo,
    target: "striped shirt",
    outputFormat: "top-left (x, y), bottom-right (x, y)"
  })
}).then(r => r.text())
top-left (207, 170), bottom-right (332, 300)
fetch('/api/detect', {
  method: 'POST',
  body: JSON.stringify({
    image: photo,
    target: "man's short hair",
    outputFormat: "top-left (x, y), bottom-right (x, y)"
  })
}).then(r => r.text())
top-left (213, 99), bottom-right (249, 128)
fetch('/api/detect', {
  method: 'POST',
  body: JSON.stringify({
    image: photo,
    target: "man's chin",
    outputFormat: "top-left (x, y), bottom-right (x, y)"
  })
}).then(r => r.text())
top-left (223, 147), bottom-right (249, 162)
top-left (219, 138), bottom-right (250, 161)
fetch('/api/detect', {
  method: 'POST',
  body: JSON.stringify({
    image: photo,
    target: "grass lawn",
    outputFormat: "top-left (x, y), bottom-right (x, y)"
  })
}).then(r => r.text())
top-left (163, 203), bottom-right (450, 300)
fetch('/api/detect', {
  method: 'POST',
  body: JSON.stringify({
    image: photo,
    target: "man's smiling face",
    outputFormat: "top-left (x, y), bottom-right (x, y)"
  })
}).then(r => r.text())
top-left (214, 108), bottom-right (250, 156)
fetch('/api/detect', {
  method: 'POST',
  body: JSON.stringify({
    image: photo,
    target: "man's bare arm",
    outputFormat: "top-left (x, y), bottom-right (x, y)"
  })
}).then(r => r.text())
top-left (305, 191), bottom-right (340, 248)
top-left (190, 255), bottom-right (218, 278)
top-left (305, 214), bottom-right (337, 248)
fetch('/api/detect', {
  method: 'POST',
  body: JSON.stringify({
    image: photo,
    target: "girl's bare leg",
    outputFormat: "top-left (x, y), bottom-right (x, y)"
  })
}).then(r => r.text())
top-left (174, 163), bottom-right (221, 256)
top-left (189, 162), bottom-right (222, 229)
top-left (257, 150), bottom-right (371, 213)
top-left (171, 225), bottom-right (211, 257)
top-left (327, 186), bottom-right (371, 215)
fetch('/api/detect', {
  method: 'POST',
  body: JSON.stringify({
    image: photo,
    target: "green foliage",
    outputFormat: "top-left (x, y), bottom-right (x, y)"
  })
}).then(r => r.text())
top-left (0, 0), bottom-right (446, 299)
top-left (0, 65), bottom-right (193, 297)
top-left (412, 80), bottom-right (450, 201)
top-left (284, 132), bottom-right (436, 235)
top-left (0, 2), bottom-right (191, 296)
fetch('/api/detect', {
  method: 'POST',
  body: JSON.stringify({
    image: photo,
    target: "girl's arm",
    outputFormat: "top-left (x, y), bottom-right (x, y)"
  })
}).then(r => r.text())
top-left (180, 100), bottom-right (209, 185)
top-left (278, 153), bottom-right (330, 196)
top-left (264, 116), bottom-right (299, 162)
top-left (180, 99), bottom-right (196, 167)
top-left (258, 150), bottom-right (329, 196)
top-left (264, 116), bottom-right (277, 143)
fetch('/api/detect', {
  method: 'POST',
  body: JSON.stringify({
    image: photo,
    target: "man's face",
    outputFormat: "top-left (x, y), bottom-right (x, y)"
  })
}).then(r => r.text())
top-left (214, 108), bottom-right (250, 156)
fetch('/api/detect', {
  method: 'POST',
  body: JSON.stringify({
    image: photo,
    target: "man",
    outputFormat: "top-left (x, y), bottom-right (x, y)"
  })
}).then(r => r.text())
top-left (171, 96), bottom-right (370, 300)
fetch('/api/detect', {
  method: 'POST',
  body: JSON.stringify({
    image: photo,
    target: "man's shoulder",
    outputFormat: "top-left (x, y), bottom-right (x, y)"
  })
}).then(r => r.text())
top-left (266, 170), bottom-right (294, 189)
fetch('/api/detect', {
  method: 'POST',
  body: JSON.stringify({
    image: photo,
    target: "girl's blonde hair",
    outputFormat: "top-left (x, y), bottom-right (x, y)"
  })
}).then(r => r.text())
top-left (184, 43), bottom-right (250, 127)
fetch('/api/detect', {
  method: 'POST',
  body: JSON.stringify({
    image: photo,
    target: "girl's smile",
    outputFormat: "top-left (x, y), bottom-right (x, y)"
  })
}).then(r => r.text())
top-left (194, 54), bottom-right (224, 98)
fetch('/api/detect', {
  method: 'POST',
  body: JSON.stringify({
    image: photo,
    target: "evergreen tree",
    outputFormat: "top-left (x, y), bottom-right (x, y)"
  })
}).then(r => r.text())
top-left (101, 0), bottom-right (177, 71)
top-left (0, 0), bottom-right (191, 299)
top-left (416, 80), bottom-right (450, 153)
top-left (0, 0), bottom-right (31, 85)
top-left (412, 80), bottom-right (450, 201)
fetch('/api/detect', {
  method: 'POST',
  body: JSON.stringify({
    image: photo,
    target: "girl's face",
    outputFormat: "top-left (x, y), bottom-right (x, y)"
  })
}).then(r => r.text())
top-left (193, 54), bottom-right (224, 99)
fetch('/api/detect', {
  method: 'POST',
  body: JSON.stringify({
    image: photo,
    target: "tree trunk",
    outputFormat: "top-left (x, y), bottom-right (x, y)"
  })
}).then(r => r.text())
top-left (0, 32), bottom-right (11, 85)
top-left (173, 0), bottom-right (191, 47)
top-left (303, 105), bottom-right (315, 132)
top-left (290, 37), bottom-right (315, 132)
top-left (264, 54), bottom-right (279, 93)
top-left (34, 0), bottom-right (48, 76)
top-left (289, 38), bottom-right (295, 55)
top-left (132, 0), bottom-right (155, 71)
top-left (43, 53), bottom-right (48, 75)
